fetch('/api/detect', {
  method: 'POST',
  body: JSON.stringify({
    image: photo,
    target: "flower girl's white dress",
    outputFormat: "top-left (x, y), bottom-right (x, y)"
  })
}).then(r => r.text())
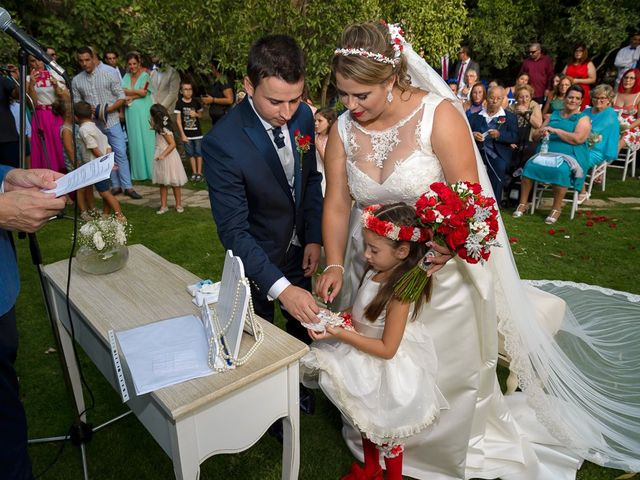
top-left (301, 270), bottom-right (448, 445)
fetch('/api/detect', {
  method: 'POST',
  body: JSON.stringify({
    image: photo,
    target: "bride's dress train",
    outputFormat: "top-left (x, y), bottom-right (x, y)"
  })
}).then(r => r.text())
top-left (334, 85), bottom-right (640, 479)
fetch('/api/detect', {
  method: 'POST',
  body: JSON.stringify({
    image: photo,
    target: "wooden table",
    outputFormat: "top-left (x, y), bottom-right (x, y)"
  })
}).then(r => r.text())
top-left (42, 244), bottom-right (308, 479)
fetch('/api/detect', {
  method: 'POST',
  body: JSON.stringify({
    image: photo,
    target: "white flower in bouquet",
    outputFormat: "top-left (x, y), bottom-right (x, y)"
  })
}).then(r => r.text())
top-left (93, 231), bottom-right (105, 251)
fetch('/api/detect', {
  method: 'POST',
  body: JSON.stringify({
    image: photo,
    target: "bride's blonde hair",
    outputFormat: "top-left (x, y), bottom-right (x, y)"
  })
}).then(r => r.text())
top-left (332, 22), bottom-right (411, 92)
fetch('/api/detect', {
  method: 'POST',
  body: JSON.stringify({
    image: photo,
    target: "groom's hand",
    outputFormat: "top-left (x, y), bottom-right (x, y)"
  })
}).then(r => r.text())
top-left (279, 286), bottom-right (320, 325)
top-left (302, 243), bottom-right (321, 278)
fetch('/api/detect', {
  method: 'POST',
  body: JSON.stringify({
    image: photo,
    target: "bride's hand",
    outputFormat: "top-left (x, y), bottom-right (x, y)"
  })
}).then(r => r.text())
top-left (425, 241), bottom-right (454, 276)
top-left (316, 267), bottom-right (343, 304)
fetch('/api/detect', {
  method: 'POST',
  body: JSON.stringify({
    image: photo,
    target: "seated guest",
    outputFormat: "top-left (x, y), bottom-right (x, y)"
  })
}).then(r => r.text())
top-left (469, 86), bottom-right (518, 203)
top-left (513, 85), bottom-right (591, 224)
top-left (542, 74), bottom-right (573, 120)
top-left (505, 73), bottom-right (530, 107)
top-left (457, 67), bottom-right (478, 101)
top-left (464, 82), bottom-right (486, 117)
top-left (508, 84), bottom-right (543, 168)
top-left (613, 68), bottom-right (640, 153)
top-left (581, 84), bottom-right (620, 200)
top-left (447, 78), bottom-right (459, 95)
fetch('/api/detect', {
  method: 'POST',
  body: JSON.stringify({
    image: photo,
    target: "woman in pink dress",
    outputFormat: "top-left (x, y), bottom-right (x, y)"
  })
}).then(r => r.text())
top-left (563, 43), bottom-right (596, 110)
top-left (27, 55), bottom-right (66, 172)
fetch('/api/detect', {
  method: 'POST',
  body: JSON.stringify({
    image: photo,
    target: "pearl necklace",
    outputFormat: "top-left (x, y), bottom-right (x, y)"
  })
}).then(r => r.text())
top-left (207, 278), bottom-right (264, 372)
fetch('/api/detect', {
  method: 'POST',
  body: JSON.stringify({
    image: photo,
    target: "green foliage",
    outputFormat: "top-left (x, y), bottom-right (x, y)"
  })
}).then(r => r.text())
top-left (467, 0), bottom-right (542, 70)
top-left (466, 0), bottom-right (640, 78)
top-left (0, 0), bottom-right (136, 73)
top-left (564, 0), bottom-right (639, 69)
top-left (384, 0), bottom-right (467, 64)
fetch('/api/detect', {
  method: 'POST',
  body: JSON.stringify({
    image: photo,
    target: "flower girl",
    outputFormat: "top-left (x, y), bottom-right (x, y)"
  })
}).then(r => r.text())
top-left (150, 104), bottom-right (188, 214)
top-left (301, 203), bottom-right (447, 480)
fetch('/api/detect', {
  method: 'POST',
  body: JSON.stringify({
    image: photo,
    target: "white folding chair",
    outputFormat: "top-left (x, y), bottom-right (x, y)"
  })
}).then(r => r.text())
top-left (585, 160), bottom-right (607, 194)
top-left (529, 161), bottom-right (604, 220)
top-left (530, 181), bottom-right (580, 219)
top-left (608, 147), bottom-right (637, 181)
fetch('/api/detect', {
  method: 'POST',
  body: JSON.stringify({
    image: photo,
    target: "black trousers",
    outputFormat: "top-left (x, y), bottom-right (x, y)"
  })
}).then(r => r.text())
top-left (0, 307), bottom-right (33, 480)
top-left (250, 245), bottom-right (312, 345)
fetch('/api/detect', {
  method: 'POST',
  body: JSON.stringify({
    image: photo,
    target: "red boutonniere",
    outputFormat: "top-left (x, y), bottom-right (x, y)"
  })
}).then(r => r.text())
top-left (294, 129), bottom-right (312, 168)
top-left (497, 117), bottom-right (506, 125)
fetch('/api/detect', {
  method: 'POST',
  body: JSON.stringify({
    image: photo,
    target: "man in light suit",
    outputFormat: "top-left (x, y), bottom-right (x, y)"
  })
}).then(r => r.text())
top-left (1, 166), bottom-right (66, 480)
top-left (203, 35), bottom-right (322, 336)
top-left (150, 56), bottom-right (181, 113)
top-left (469, 86), bottom-right (518, 203)
top-left (203, 35), bottom-right (322, 420)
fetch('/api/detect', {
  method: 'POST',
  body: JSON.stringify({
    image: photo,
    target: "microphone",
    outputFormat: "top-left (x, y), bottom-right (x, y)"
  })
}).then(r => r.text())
top-left (0, 8), bottom-right (66, 77)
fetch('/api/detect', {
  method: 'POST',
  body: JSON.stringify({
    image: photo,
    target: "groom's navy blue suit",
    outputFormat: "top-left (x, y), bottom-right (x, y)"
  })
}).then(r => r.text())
top-left (203, 98), bottom-right (323, 341)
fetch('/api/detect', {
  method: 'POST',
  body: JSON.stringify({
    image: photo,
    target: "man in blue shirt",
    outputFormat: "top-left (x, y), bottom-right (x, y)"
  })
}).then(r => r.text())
top-left (1, 166), bottom-right (66, 479)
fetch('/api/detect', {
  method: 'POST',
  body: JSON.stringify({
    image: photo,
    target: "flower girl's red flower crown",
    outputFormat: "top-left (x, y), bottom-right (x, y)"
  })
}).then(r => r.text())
top-left (334, 22), bottom-right (406, 66)
top-left (361, 204), bottom-right (430, 243)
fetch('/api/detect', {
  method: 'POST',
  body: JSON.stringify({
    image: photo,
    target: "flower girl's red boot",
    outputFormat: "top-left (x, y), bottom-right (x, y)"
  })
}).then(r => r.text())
top-left (340, 437), bottom-right (383, 480)
top-left (383, 450), bottom-right (403, 480)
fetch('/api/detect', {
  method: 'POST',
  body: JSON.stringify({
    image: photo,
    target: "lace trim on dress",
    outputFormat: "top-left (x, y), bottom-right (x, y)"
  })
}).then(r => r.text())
top-left (318, 360), bottom-right (440, 446)
top-left (347, 98), bottom-right (427, 168)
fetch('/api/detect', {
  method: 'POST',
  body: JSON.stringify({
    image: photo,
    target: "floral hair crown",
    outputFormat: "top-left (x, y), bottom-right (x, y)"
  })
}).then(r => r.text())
top-left (362, 204), bottom-right (430, 243)
top-left (334, 22), bottom-right (406, 66)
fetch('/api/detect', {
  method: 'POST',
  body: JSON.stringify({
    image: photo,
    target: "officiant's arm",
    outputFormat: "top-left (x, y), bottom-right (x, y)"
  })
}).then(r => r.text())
top-left (0, 168), bottom-right (66, 233)
top-left (428, 100), bottom-right (480, 274)
top-left (316, 125), bottom-right (351, 303)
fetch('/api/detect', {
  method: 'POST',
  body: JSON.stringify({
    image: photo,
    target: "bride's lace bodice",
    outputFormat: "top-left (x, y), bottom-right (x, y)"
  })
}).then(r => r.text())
top-left (337, 94), bottom-right (446, 206)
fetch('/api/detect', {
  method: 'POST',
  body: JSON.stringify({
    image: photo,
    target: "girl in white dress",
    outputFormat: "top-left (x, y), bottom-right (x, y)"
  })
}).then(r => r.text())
top-left (150, 104), bottom-right (188, 214)
top-left (303, 202), bottom-right (447, 480)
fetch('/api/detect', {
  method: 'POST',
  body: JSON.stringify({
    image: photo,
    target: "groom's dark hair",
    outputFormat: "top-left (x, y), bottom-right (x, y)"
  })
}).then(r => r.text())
top-left (247, 35), bottom-right (305, 87)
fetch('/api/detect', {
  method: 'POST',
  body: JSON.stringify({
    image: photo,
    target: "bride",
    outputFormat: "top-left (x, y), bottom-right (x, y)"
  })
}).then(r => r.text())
top-left (316, 21), bottom-right (640, 480)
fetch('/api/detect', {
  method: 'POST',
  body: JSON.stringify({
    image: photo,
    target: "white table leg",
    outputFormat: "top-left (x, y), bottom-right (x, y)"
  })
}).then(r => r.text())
top-left (281, 362), bottom-right (300, 480)
top-left (170, 416), bottom-right (201, 480)
top-left (46, 282), bottom-right (87, 422)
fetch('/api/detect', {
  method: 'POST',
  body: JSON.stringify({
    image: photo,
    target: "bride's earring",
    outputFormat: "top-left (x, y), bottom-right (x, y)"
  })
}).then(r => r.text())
top-left (387, 89), bottom-right (394, 103)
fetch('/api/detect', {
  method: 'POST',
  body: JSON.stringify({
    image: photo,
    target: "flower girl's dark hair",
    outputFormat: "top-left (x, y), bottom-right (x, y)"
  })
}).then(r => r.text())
top-left (150, 104), bottom-right (174, 134)
top-left (363, 203), bottom-right (430, 322)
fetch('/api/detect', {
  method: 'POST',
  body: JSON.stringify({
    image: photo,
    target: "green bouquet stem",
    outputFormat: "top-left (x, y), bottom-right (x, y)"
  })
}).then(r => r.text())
top-left (394, 265), bottom-right (432, 303)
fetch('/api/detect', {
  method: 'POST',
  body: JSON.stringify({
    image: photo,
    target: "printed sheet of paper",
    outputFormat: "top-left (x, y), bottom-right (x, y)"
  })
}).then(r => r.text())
top-left (44, 152), bottom-right (114, 197)
top-left (116, 314), bottom-right (215, 396)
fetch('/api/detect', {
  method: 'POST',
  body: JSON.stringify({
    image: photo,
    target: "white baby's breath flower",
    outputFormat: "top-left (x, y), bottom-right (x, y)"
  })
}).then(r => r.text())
top-left (115, 230), bottom-right (126, 245)
top-left (80, 223), bottom-right (96, 235)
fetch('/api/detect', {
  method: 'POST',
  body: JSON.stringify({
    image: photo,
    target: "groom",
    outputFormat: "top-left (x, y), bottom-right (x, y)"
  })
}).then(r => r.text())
top-left (203, 35), bottom-right (323, 347)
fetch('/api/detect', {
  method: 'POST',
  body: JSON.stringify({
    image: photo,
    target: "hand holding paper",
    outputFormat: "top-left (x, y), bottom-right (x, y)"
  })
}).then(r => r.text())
top-left (43, 153), bottom-right (115, 197)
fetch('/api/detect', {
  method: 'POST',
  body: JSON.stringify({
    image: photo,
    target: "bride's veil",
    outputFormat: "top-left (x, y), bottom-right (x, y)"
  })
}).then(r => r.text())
top-left (402, 42), bottom-right (640, 471)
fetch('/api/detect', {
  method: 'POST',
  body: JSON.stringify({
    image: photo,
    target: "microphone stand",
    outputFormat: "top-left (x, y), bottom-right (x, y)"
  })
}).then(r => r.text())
top-left (13, 48), bottom-right (130, 480)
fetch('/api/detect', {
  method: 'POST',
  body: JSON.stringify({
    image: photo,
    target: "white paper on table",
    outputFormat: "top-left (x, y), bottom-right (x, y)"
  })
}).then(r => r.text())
top-left (116, 314), bottom-right (215, 396)
top-left (44, 152), bottom-right (115, 197)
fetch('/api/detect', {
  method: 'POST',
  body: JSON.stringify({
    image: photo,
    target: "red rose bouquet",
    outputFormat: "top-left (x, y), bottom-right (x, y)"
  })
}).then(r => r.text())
top-left (395, 181), bottom-right (501, 302)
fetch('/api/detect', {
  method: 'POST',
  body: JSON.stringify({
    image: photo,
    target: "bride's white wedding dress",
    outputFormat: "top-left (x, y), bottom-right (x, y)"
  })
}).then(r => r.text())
top-left (333, 90), bottom-right (640, 479)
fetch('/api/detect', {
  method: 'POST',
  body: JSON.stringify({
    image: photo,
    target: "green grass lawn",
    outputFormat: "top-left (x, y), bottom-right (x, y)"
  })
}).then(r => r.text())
top-left (13, 168), bottom-right (640, 479)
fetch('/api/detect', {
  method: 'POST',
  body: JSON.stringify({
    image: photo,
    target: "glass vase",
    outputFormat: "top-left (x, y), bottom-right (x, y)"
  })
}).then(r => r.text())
top-left (75, 244), bottom-right (129, 275)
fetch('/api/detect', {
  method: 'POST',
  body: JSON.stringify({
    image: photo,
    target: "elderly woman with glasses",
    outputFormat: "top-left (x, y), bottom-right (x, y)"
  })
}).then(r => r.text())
top-left (513, 84), bottom-right (591, 224)
top-left (577, 84), bottom-right (620, 201)
top-left (508, 84), bottom-right (543, 171)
